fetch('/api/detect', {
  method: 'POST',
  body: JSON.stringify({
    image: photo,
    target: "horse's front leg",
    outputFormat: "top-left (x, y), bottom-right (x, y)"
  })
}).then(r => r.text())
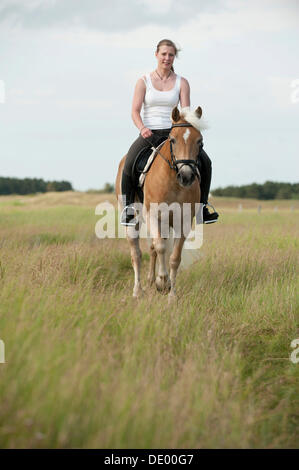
top-left (126, 226), bottom-right (143, 298)
top-left (147, 239), bottom-right (157, 286)
top-left (153, 236), bottom-right (171, 293)
top-left (168, 236), bottom-right (185, 302)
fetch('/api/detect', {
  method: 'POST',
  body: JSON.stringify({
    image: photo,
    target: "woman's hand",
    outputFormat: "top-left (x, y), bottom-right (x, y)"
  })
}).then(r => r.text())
top-left (140, 127), bottom-right (153, 139)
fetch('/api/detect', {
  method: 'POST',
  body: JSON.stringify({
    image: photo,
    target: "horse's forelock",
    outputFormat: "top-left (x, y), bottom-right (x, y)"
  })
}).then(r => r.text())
top-left (180, 107), bottom-right (209, 132)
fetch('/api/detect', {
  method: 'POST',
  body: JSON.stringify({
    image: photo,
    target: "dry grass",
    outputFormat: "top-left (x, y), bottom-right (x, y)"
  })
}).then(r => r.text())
top-left (0, 192), bottom-right (298, 448)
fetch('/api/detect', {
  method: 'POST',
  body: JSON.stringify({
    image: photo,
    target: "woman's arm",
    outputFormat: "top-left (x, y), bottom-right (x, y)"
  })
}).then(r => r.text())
top-left (131, 78), bottom-right (152, 138)
top-left (180, 77), bottom-right (190, 108)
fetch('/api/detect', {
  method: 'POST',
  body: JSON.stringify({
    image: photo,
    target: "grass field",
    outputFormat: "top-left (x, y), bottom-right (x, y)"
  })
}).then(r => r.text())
top-left (0, 191), bottom-right (298, 448)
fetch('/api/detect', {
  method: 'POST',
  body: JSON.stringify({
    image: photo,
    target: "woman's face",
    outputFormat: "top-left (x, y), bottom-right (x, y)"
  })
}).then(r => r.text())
top-left (155, 45), bottom-right (176, 70)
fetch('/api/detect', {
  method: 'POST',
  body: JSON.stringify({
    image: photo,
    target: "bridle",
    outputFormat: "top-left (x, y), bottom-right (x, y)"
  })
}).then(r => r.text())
top-left (143, 123), bottom-right (201, 180)
top-left (169, 123), bottom-right (201, 179)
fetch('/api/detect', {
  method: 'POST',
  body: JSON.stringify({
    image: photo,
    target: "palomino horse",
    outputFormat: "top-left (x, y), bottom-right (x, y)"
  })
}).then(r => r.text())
top-left (115, 106), bottom-right (205, 300)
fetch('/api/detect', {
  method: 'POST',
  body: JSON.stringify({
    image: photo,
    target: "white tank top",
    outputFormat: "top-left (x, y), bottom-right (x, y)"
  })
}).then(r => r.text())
top-left (142, 73), bottom-right (181, 130)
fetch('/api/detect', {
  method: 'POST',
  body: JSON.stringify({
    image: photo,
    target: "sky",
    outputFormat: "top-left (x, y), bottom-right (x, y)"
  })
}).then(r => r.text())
top-left (0, 0), bottom-right (298, 191)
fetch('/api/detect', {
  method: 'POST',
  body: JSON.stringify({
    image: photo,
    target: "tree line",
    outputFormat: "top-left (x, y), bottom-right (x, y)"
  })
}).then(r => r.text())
top-left (0, 177), bottom-right (73, 195)
top-left (86, 182), bottom-right (115, 194)
top-left (211, 181), bottom-right (299, 200)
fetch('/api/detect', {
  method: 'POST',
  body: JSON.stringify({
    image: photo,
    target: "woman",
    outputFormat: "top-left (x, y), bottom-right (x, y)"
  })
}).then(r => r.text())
top-left (121, 38), bottom-right (219, 226)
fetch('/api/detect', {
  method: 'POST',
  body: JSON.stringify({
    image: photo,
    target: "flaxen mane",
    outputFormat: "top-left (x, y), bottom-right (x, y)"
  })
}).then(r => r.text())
top-left (180, 107), bottom-right (209, 131)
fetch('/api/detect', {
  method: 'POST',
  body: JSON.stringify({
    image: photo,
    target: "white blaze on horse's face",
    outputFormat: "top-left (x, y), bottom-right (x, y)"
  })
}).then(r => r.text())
top-left (183, 128), bottom-right (190, 144)
top-left (171, 125), bottom-right (201, 188)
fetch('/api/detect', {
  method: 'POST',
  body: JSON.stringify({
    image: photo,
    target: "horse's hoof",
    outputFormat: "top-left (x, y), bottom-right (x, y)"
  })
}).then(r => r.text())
top-left (133, 287), bottom-right (145, 298)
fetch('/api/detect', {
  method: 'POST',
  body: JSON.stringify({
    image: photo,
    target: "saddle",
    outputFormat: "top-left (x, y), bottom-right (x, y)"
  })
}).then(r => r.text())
top-left (132, 139), bottom-right (167, 189)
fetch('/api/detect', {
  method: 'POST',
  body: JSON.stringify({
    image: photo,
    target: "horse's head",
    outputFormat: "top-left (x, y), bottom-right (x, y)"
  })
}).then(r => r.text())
top-left (169, 106), bottom-right (206, 188)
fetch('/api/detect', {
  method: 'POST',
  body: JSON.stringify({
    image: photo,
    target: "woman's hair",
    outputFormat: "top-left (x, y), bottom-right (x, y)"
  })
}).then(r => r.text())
top-left (156, 39), bottom-right (180, 72)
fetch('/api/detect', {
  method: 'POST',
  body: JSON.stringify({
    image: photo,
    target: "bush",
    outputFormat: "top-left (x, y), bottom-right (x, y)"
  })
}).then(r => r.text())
top-left (0, 177), bottom-right (73, 195)
top-left (212, 181), bottom-right (299, 200)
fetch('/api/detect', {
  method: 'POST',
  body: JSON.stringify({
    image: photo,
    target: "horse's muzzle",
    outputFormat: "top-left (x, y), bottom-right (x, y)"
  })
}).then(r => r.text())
top-left (177, 168), bottom-right (196, 188)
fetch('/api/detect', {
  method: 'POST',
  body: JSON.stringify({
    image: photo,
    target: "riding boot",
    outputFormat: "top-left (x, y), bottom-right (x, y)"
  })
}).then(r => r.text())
top-left (198, 149), bottom-right (219, 224)
top-left (120, 171), bottom-right (137, 226)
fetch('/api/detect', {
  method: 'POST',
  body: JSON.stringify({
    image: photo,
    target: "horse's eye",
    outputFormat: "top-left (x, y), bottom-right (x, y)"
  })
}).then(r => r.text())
top-left (169, 136), bottom-right (176, 144)
top-left (197, 139), bottom-right (203, 148)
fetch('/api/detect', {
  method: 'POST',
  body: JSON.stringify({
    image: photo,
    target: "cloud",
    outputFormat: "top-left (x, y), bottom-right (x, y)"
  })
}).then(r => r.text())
top-left (55, 98), bottom-right (115, 110)
top-left (33, 0), bottom-right (297, 57)
top-left (0, 0), bottom-right (226, 31)
top-left (267, 76), bottom-right (299, 108)
top-left (0, 0), bottom-right (298, 37)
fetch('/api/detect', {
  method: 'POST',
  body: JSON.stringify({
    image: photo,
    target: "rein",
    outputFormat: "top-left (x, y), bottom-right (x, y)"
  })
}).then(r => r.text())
top-left (142, 123), bottom-right (200, 179)
top-left (142, 135), bottom-right (176, 171)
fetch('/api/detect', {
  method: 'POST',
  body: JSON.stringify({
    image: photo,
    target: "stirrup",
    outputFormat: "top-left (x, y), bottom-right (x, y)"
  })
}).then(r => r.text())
top-left (120, 205), bottom-right (138, 227)
top-left (205, 202), bottom-right (216, 212)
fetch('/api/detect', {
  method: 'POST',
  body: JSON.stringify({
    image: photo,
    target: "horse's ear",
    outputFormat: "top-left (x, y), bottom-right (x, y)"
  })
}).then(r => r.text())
top-left (195, 106), bottom-right (202, 119)
top-left (172, 106), bottom-right (180, 122)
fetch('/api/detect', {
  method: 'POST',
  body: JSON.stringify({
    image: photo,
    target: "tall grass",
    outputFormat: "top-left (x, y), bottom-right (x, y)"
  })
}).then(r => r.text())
top-left (0, 193), bottom-right (298, 448)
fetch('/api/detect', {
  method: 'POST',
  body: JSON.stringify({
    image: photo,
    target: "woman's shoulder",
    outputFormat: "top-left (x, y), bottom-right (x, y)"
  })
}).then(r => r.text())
top-left (179, 76), bottom-right (190, 90)
top-left (136, 74), bottom-right (148, 86)
top-left (179, 76), bottom-right (189, 85)
top-left (173, 74), bottom-right (189, 89)
top-left (134, 75), bottom-right (147, 91)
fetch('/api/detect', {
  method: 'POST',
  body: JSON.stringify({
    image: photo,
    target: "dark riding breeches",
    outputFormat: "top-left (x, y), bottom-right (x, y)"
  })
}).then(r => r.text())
top-left (121, 129), bottom-right (171, 207)
top-left (121, 129), bottom-right (212, 206)
top-left (198, 148), bottom-right (212, 204)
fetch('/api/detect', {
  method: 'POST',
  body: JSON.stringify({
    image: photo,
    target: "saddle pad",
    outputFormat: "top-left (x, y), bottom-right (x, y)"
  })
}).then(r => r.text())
top-left (138, 139), bottom-right (167, 188)
top-left (135, 147), bottom-right (154, 173)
